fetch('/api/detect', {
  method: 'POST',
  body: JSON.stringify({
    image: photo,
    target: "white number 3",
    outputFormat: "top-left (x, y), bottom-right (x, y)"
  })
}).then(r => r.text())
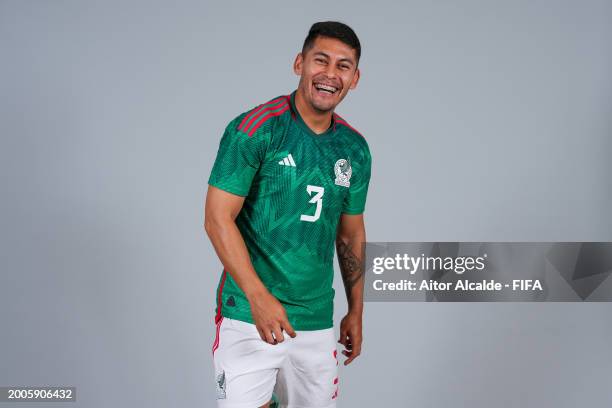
top-left (300, 185), bottom-right (324, 222)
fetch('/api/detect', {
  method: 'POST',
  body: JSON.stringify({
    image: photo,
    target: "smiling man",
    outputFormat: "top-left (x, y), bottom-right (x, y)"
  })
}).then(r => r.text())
top-left (205, 21), bottom-right (372, 408)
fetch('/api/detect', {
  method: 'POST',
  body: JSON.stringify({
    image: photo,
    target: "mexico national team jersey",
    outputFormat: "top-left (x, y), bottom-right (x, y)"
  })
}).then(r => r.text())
top-left (208, 90), bottom-right (371, 330)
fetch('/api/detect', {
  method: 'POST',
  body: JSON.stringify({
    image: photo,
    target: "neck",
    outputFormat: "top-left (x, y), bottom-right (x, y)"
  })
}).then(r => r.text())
top-left (294, 88), bottom-right (333, 135)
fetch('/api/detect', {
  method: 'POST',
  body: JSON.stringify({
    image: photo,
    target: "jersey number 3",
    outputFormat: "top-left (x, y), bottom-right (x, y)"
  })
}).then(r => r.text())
top-left (300, 185), bottom-right (324, 222)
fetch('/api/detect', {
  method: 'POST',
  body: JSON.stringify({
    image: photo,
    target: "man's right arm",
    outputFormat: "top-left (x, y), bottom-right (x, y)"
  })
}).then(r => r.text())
top-left (204, 185), bottom-right (296, 344)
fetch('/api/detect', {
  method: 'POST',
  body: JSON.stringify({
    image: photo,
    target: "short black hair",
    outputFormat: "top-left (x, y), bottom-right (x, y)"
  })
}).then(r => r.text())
top-left (302, 21), bottom-right (361, 63)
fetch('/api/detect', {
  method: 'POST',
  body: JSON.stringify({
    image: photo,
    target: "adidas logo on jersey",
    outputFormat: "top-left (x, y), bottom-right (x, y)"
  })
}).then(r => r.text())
top-left (278, 153), bottom-right (296, 167)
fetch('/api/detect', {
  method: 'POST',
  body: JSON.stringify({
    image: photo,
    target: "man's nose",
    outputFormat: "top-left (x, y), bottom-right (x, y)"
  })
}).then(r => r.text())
top-left (323, 63), bottom-right (339, 79)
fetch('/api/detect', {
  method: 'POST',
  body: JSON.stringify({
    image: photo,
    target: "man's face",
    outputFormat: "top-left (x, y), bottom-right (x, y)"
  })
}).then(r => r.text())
top-left (294, 36), bottom-right (360, 113)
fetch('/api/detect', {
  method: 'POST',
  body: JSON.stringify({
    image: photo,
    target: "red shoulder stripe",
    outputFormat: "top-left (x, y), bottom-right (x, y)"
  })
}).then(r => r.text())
top-left (333, 113), bottom-right (363, 137)
top-left (248, 103), bottom-right (290, 136)
top-left (241, 98), bottom-right (288, 135)
top-left (238, 104), bottom-right (262, 131)
top-left (238, 96), bottom-right (286, 132)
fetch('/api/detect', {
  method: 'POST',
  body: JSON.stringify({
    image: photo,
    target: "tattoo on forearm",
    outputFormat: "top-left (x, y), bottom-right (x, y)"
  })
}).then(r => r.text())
top-left (337, 240), bottom-right (364, 292)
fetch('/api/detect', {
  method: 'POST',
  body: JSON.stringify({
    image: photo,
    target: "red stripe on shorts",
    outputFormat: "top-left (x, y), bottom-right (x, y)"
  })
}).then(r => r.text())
top-left (212, 316), bottom-right (224, 355)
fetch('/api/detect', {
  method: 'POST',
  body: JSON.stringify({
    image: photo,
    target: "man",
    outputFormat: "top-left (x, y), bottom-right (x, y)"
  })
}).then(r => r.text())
top-left (205, 21), bottom-right (371, 408)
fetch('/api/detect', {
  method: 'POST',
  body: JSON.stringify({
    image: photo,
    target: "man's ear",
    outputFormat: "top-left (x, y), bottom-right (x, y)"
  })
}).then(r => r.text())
top-left (293, 53), bottom-right (303, 76)
top-left (349, 67), bottom-right (360, 90)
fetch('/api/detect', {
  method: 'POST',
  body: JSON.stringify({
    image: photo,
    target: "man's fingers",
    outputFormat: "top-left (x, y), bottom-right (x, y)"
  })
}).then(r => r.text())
top-left (263, 327), bottom-right (276, 344)
top-left (281, 316), bottom-right (296, 337)
top-left (341, 332), bottom-right (362, 365)
top-left (339, 336), bottom-right (351, 349)
top-left (282, 319), bottom-right (297, 338)
top-left (257, 327), bottom-right (267, 342)
top-left (257, 317), bottom-right (296, 344)
top-left (342, 350), bottom-right (355, 365)
top-left (338, 330), bottom-right (348, 346)
top-left (273, 326), bottom-right (285, 343)
top-left (343, 347), bottom-right (361, 365)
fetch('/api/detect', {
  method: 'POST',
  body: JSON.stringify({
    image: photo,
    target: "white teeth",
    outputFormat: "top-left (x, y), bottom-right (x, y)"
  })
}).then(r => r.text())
top-left (315, 84), bottom-right (337, 93)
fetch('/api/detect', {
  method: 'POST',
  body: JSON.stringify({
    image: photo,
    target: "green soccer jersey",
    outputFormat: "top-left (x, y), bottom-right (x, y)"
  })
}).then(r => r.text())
top-left (208, 90), bottom-right (371, 330)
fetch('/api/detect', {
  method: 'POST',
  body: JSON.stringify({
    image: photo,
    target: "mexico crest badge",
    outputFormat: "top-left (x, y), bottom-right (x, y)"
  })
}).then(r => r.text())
top-left (334, 159), bottom-right (352, 188)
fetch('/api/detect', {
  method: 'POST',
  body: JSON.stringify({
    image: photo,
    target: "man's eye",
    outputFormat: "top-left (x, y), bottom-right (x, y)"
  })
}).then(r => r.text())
top-left (340, 65), bottom-right (350, 70)
top-left (315, 59), bottom-right (326, 64)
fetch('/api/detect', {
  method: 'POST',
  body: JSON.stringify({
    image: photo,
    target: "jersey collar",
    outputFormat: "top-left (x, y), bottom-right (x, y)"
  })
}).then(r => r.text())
top-left (289, 90), bottom-right (337, 137)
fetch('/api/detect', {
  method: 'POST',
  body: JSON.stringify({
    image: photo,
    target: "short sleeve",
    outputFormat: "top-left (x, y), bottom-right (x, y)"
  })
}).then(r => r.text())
top-left (342, 142), bottom-right (372, 215)
top-left (207, 118), bottom-right (269, 196)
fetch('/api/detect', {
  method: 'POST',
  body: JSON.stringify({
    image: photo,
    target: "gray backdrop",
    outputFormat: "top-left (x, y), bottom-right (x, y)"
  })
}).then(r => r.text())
top-left (1, 1), bottom-right (611, 407)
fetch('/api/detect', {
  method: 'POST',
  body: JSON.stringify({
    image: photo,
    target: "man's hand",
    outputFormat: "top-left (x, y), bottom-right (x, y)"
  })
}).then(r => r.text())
top-left (248, 289), bottom-right (297, 345)
top-left (205, 185), bottom-right (296, 345)
top-left (338, 311), bottom-right (362, 365)
top-left (336, 213), bottom-right (366, 366)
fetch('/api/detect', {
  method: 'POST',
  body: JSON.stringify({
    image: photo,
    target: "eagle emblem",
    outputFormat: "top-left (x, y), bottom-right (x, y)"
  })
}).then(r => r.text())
top-left (334, 159), bottom-right (352, 188)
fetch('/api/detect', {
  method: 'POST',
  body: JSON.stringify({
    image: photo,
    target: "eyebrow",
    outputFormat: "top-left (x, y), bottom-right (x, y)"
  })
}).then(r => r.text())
top-left (312, 51), bottom-right (355, 66)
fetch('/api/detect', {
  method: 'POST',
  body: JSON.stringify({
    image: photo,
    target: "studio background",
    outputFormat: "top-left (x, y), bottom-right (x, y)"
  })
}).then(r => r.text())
top-left (1, 1), bottom-right (611, 407)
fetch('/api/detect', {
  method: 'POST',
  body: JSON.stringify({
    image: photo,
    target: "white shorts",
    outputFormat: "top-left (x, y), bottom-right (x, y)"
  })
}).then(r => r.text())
top-left (212, 317), bottom-right (339, 408)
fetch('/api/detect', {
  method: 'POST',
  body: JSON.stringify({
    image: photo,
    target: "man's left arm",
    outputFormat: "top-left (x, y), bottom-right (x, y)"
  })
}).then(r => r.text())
top-left (336, 213), bottom-right (366, 365)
